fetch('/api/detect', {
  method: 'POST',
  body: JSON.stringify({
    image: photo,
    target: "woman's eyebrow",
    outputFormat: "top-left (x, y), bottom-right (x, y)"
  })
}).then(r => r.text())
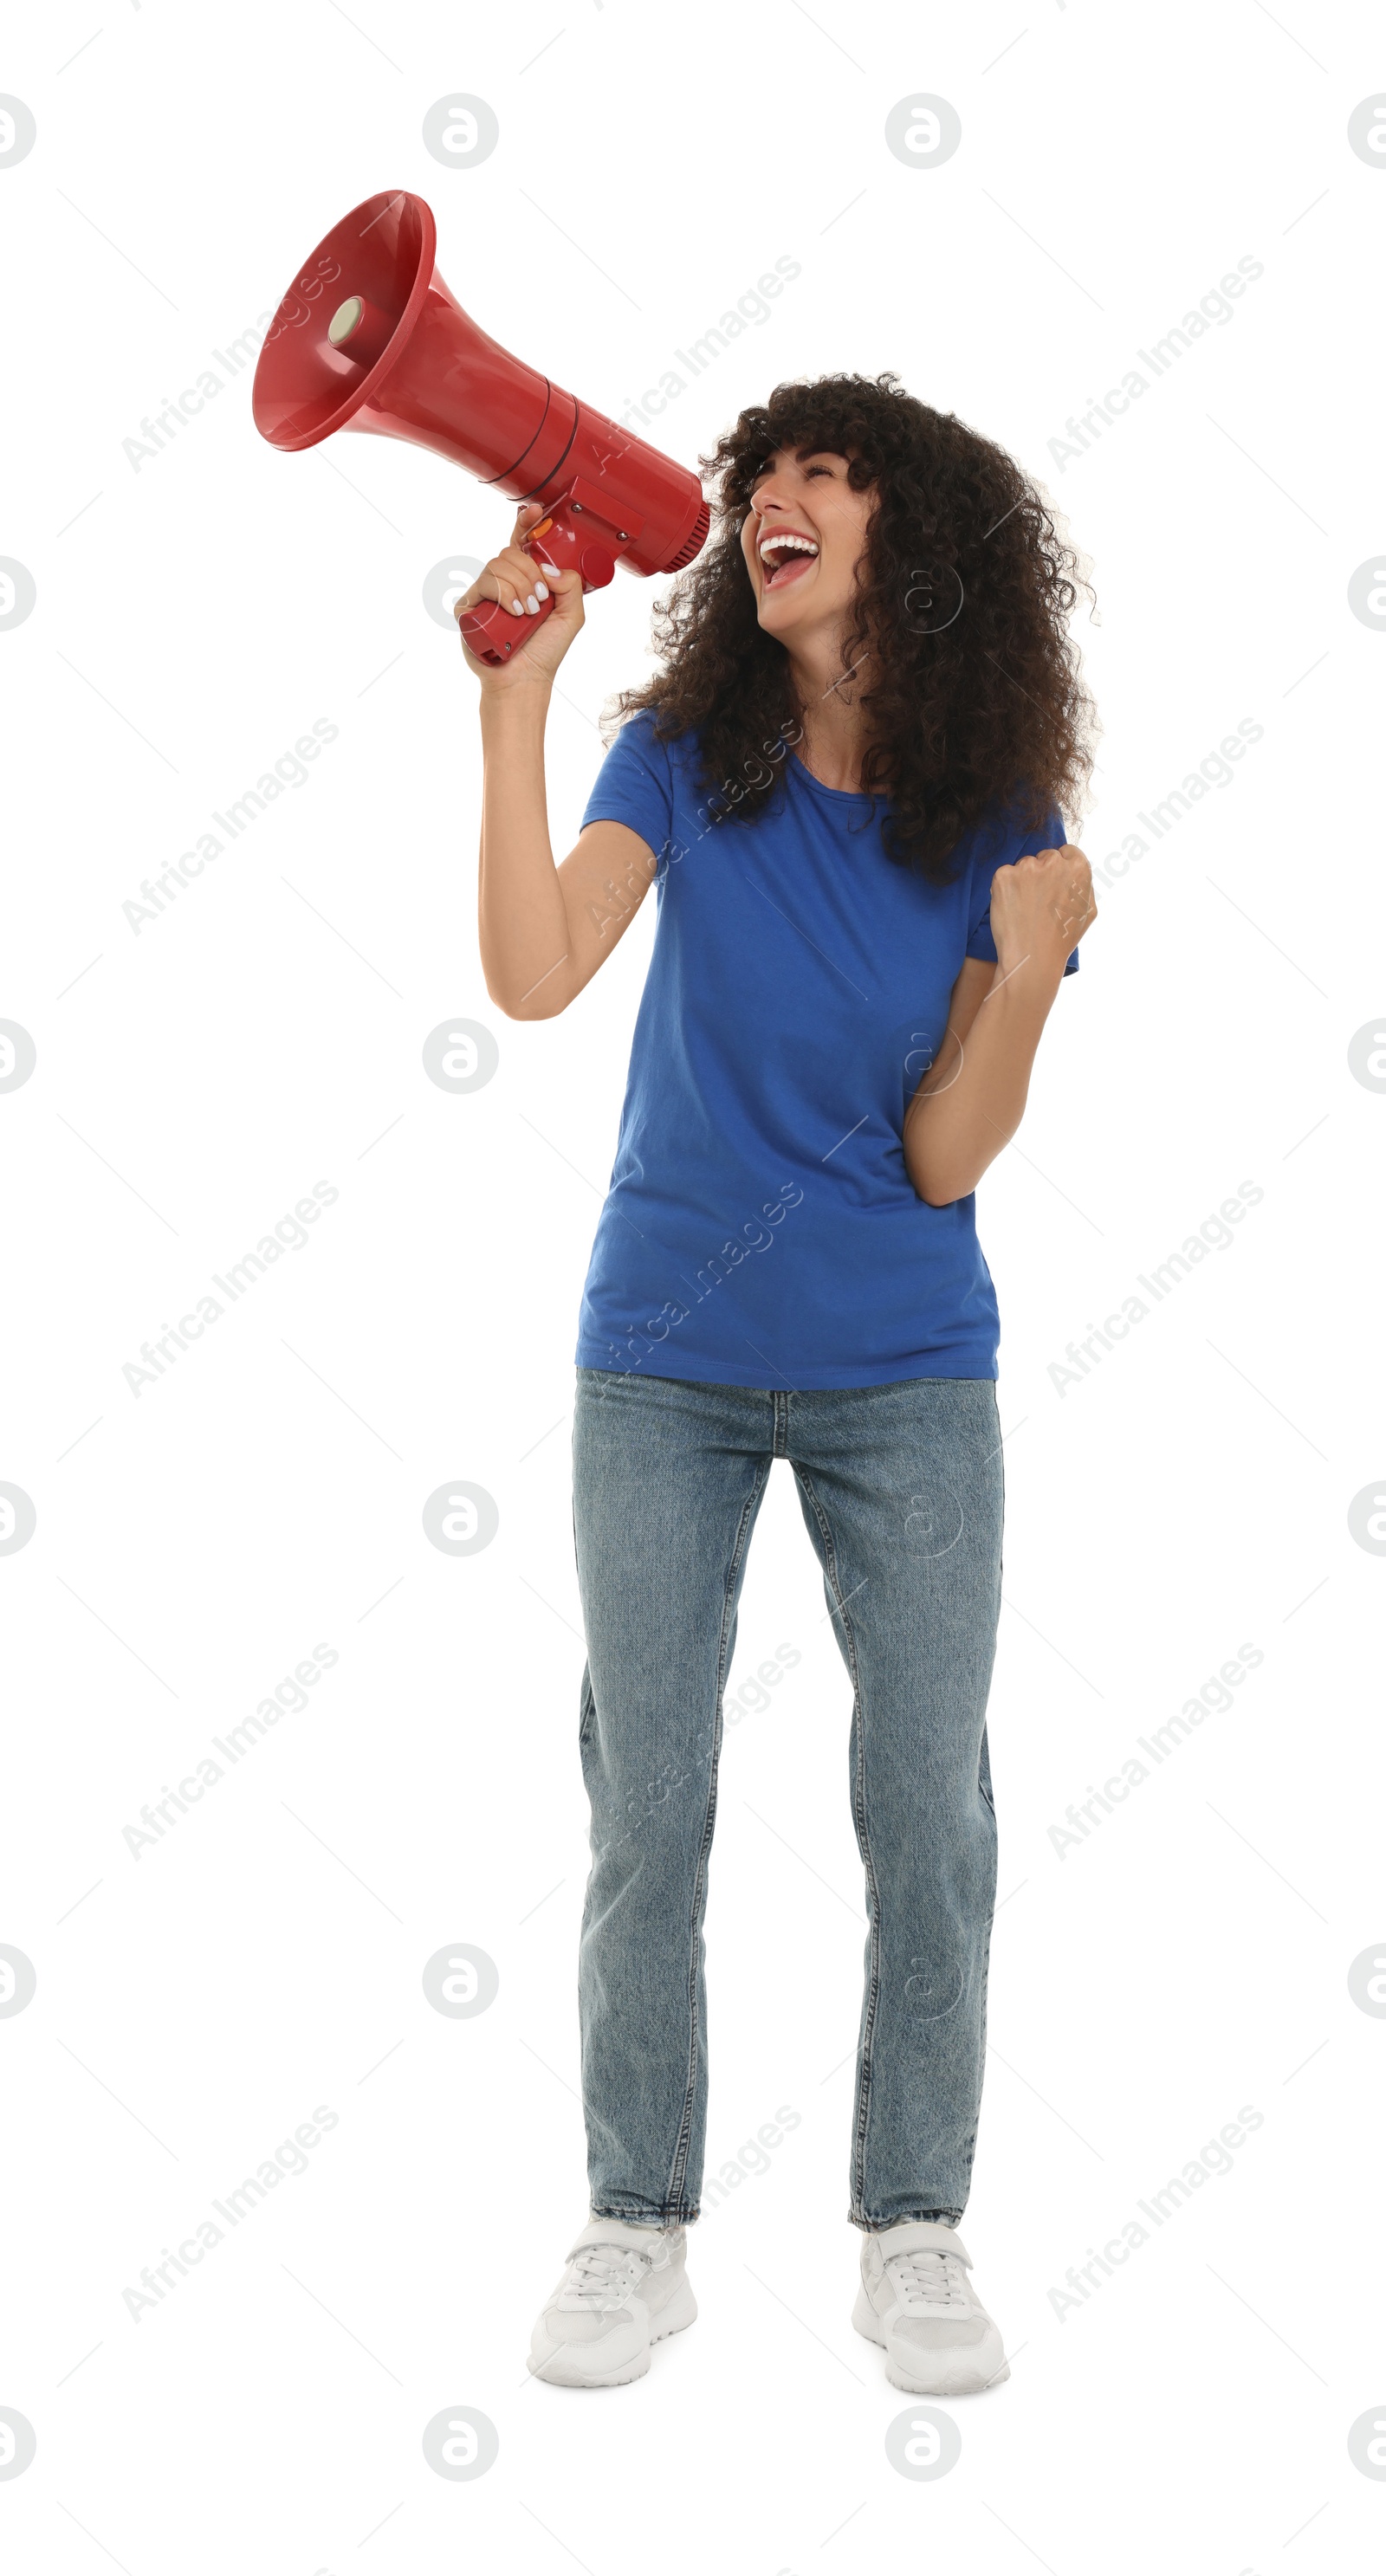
top-left (748, 447), bottom-right (846, 483)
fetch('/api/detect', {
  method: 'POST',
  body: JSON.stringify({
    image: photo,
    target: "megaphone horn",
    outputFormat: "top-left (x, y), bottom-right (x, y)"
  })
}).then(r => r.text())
top-left (251, 191), bottom-right (710, 664)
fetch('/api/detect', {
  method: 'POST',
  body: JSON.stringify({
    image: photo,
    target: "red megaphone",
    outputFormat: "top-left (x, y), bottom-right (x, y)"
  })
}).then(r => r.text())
top-left (251, 190), bottom-right (709, 665)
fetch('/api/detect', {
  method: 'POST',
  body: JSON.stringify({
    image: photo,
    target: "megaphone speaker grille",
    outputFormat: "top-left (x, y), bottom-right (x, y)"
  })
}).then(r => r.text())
top-left (664, 503), bottom-right (712, 573)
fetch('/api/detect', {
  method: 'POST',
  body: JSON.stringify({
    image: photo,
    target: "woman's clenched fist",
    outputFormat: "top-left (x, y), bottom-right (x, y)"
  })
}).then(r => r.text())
top-left (988, 844), bottom-right (1097, 985)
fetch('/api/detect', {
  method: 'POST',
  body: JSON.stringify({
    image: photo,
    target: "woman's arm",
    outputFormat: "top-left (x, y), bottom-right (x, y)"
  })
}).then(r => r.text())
top-left (903, 844), bottom-right (1096, 1206)
top-left (478, 692), bottom-right (657, 1019)
top-left (462, 506), bottom-right (657, 1022)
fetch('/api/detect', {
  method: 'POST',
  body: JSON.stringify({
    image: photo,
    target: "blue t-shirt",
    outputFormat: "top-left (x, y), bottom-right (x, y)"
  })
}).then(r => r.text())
top-left (575, 712), bottom-right (1078, 1390)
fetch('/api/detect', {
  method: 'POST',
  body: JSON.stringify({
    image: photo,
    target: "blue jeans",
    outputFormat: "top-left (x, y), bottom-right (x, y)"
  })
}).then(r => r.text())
top-left (571, 1366), bottom-right (1005, 2231)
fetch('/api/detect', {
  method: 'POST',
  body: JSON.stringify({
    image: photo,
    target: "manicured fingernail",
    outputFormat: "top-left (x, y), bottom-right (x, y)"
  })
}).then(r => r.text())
top-left (525, 595), bottom-right (539, 613)
top-left (534, 580), bottom-right (549, 601)
top-left (508, 599), bottom-right (523, 617)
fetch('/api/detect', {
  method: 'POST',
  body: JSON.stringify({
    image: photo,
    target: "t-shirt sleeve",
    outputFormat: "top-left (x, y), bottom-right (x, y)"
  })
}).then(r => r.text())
top-left (580, 711), bottom-right (676, 864)
top-left (966, 807), bottom-right (1080, 976)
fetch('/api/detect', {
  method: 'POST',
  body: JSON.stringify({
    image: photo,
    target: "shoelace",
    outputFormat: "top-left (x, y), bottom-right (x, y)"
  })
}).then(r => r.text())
top-left (561, 2241), bottom-right (656, 2309)
top-left (886, 2249), bottom-right (968, 2311)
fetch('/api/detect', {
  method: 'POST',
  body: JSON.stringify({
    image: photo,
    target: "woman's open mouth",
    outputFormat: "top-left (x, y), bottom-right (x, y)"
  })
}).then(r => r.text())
top-left (759, 531), bottom-right (819, 592)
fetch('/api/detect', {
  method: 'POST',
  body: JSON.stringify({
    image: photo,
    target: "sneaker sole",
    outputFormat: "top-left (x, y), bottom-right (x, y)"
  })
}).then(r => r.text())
top-left (528, 2278), bottom-right (698, 2389)
top-left (852, 2282), bottom-right (1010, 2395)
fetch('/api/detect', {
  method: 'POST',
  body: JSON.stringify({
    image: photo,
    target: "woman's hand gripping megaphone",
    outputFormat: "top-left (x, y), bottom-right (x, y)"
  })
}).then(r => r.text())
top-left (456, 500), bottom-right (610, 685)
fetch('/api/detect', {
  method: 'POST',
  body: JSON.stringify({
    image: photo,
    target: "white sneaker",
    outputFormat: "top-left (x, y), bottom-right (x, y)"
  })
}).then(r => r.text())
top-left (853, 2220), bottom-right (1009, 2394)
top-left (528, 2216), bottom-right (697, 2388)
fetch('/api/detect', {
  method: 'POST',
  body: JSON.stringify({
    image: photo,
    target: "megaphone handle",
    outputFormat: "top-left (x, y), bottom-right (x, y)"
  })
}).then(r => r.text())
top-left (457, 588), bottom-right (559, 666)
top-left (457, 503), bottom-right (617, 668)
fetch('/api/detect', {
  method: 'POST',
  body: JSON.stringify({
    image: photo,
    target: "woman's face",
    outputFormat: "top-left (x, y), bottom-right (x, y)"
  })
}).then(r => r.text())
top-left (740, 446), bottom-right (874, 647)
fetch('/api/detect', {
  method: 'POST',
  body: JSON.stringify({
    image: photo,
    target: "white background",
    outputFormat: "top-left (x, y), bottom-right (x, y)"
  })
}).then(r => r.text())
top-left (3, 2), bottom-right (1383, 2570)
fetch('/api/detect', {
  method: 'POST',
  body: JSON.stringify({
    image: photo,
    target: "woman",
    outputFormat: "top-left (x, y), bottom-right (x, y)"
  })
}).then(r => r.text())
top-left (458, 372), bottom-right (1097, 2395)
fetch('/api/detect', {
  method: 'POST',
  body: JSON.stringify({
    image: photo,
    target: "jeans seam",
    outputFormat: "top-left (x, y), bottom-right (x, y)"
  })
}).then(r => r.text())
top-left (961, 1383), bottom-right (1003, 2203)
top-left (792, 1464), bottom-right (879, 2226)
top-left (851, 2208), bottom-right (963, 2233)
top-left (666, 1457), bottom-right (772, 2214)
top-left (590, 2203), bottom-right (699, 2225)
top-left (955, 1864), bottom-right (997, 2197)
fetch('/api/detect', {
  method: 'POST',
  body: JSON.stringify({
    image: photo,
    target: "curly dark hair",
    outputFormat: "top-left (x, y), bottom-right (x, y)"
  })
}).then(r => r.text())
top-left (607, 371), bottom-right (1097, 886)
